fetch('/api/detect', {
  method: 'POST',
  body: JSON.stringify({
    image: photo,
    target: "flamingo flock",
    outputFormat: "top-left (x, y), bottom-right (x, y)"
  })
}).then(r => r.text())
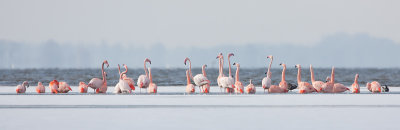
top-left (14, 54), bottom-right (390, 94)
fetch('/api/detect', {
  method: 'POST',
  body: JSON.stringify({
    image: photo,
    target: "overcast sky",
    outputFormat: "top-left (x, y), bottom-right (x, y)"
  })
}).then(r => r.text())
top-left (0, 0), bottom-right (399, 48)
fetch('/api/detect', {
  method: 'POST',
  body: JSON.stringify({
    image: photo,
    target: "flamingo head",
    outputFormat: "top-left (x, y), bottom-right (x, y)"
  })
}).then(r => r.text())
top-left (267, 55), bottom-right (273, 59)
top-left (203, 64), bottom-right (207, 68)
top-left (103, 60), bottom-right (109, 68)
top-left (228, 53), bottom-right (234, 58)
top-left (184, 57), bottom-right (190, 65)
top-left (280, 63), bottom-right (286, 67)
top-left (355, 74), bottom-right (359, 79)
top-left (145, 58), bottom-right (152, 64)
top-left (233, 63), bottom-right (240, 67)
top-left (295, 64), bottom-right (300, 68)
top-left (216, 53), bottom-right (222, 59)
top-left (325, 77), bottom-right (331, 83)
top-left (22, 81), bottom-right (29, 88)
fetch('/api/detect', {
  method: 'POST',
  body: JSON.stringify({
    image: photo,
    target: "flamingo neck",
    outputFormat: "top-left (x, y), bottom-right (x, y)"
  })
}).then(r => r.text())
top-left (188, 59), bottom-right (193, 79)
top-left (149, 68), bottom-right (153, 83)
top-left (267, 58), bottom-right (273, 77)
top-left (186, 71), bottom-right (191, 85)
top-left (221, 56), bottom-right (224, 76)
top-left (101, 62), bottom-right (106, 82)
top-left (144, 61), bottom-right (149, 77)
top-left (297, 66), bottom-right (301, 84)
top-left (202, 65), bottom-right (207, 77)
top-left (235, 65), bottom-right (240, 82)
top-left (354, 75), bottom-right (358, 83)
top-left (118, 64), bottom-right (121, 75)
top-left (310, 65), bottom-right (315, 83)
top-left (330, 67), bottom-right (335, 83)
top-left (228, 56), bottom-right (232, 77)
top-left (282, 65), bottom-right (286, 82)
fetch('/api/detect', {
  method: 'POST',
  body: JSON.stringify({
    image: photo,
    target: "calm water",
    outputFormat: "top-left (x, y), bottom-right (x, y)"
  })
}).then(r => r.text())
top-left (1, 68), bottom-right (399, 87)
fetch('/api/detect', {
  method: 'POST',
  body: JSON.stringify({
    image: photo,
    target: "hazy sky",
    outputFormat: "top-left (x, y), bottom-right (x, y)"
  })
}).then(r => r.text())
top-left (0, 0), bottom-right (399, 48)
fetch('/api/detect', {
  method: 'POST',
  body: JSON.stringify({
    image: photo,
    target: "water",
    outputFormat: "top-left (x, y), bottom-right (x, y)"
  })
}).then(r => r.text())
top-left (1, 68), bottom-right (400, 87)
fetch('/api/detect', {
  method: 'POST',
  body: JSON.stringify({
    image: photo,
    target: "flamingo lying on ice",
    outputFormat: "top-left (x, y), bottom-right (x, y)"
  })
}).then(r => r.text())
top-left (220, 53), bottom-right (235, 93)
top-left (185, 70), bottom-right (195, 93)
top-left (137, 58), bottom-right (151, 93)
top-left (49, 80), bottom-right (59, 94)
top-left (366, 81), bottom-right (382, 93)
top-left (148, 67), bottom-right (157, 94)
top-left (295, 64), bottom-right (317, 94)
top-left (245, 79), bottom-right (256, 94)
top-left (321, 67), bottom-right (335, 93)
top-left (16, 81), bottom-right (29, 93)
top-left (351, 74), bottom-right (360, 93)
top-left (262, 55), bottom-right (273, 93)
top-left (310, 64), bottom-right (324, 92)
top-left (233, 63), bottom-right (243, 94)
top-left (58, 82), bottom-right (72, 93)
top-left (115, 64), bottom-right (133, 94)
top-left (78, 82), bottom-right (88, 93)
top-left (200, 65), bottom-right (210, 93)
top-left (88, 60), bottom-right (109, 93)
top-left (117, 64), bottom-right (135, 92)
top-left (330, 67), bottom-right (349, 93)
top-left (35, 82), bottom-right (45, 93)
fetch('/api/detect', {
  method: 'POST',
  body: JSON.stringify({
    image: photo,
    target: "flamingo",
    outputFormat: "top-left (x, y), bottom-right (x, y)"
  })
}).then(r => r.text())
top-left (137, 58), bottom-right (151, 93)
top-left (310, 64), bottom-right (324, 92)
top-left (185, 70), bottom-right (195, 93)
top-left (148, 67), bottom-right (157, 94)
top-left (185, 57), bottom-right (210, 93)
top-left (216, 53), bottom-right (225, 92)
top-left (295, 64), bottom-right (317, 94)
top-left (200, 65), bottom-right (210, 93)
top-left (16, 81), bottom-right (29, 93)
top-left (49, 80), bottom-right (59, 94)
top-left (245, 79), bottom-right (256, 94)
top-left (58, 82), bottom-right (72, 93)
top-left (262, 55), bottom-right (273, 93)
top-left (115, 64), bottom-right (133, 94)
top-left (366, 81), bottom-right (382, 93)
top-left (117, 64), bottom-right (135, 92)
top-left (87, 60), bottom-right (109, 93)
top-left (233, 63), bottom-right (243, 94)
top-left (351, 74), bottom-right (360, 93)
top-left (278, 63), bottom-right (289, 92)
top-left (78, 82), bottom-right (88, 93)
top-left (35, 82), bottom-right (45, 93)
top-left (325, 67), bottom-right (349, 93)
top-left (321, 67), bottom-right (335, 93)
top-left (220, 53), bottom-right (235, 93)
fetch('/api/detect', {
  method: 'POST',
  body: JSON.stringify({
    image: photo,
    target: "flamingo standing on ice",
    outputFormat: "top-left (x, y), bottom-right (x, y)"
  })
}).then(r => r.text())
top-left (200, 65), bottom-right (210, 93)
top-left (233, 63), bottom-right (243, 94)
top-left (220, 53), bottom-right (235, 93)
top-left (49, 80), bottom-right (59, 94)
top-left (216, 53), bottom-right (225, 92)
top-left (185, 70), bottom-right (195, 93)
top-left (115, 64), bottom-right (133, 94)
top-left (184, 57), bottom-right (210, 93)
top-left (278, 63), bottom-right (289, 92)
top-left (35, 82), bottom-right (45, 93)
top-left (137, 58), bottom-right (151, 93)
top-left (366, 81), bottom-right (382, 93)
top-left (78, 82), bottom-right (88, 93)
top-left (16, 81), bottom-right (29, 93)
top-left (148, 67), bottom-right (157, 94)
top-left (310, 65), bottom-right (324, 92)
top-left (245, 79), bottom-right (256, 94)
top-left (87, 60), bottom-right (109, 93)
top-left (351, 74), bottom-right (360, 93)
top-left (58, 82), bottom-right (72, 93)
top-left (295, 64), bottom-right (317, 94)
top-left (262, 55), bottom-right (273, 93)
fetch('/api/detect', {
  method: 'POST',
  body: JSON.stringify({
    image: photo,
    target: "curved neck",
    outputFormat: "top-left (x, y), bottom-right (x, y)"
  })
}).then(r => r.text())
top-left (330, 67), bottom-right (335, 83)
top-left (267, 57), bottom-right (273, 77)
top-left (186, 71), bottom-right (191, 85)
top-left (310, 65), bottom-right (315, 82)
top-left (202, 65), bottom-right (207, 77)
top-left (120, 65), bottom-right (128, 80)
top-left (144, 60), bottom-right (149, 77)
top-left (235, 65), bottom-right (240, 81)
top-left (297, 66), bottom-right (301, 84)
top-left (281, 65), bottom-right (286, 82)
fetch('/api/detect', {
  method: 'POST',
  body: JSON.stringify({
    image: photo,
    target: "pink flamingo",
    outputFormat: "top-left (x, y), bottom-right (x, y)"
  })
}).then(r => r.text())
top-left (245, 79), bottom-right (256, 94)
top-left (88, 60), bottom-right (109, 93)
top-left (262, 55), bottom-right (273, 93)
top-left (233, 63), bottom-right (243, 94)
top-left (58, 82), bottom-right (72, 93)
top-left (351, 74), bottom-right (360, 93)
top-left (216, 53), bottom-right (225, 92)
top-left (35, 82), bottom-right (45, 93)
top-left (200, 65), bottom-right (210, 93)
top-left (366, 81), bottom-right (381, 93)
top-left (310, 64), bottom-right (324, 92)
top-left (220, 53), bottom-right (235, 93)
top-left (16, 81), bottom-right (29, 93)
top-left (115, 64), bottom-right (133, 94)
top-left (325, 67), bottom-right (349, 93)
top-left (137, 58), bottom-right (151, 93)
top-left (118, 64), bottom-right (135, 92)
top-left (185, 57), bottom-right (209, 93)
top-left (185, 70), bottom-right (195, 93)
top-left (78, 82), bottom-right (88, 93)
top-left (321, 67), bottom-right (335, 93)
top-left (295, 64), bottom-right (317, 94)
top-left (148, 67), bottom-right (157, 94)
top-left (278, 63), bottom-right (288, 92)
top-left (49, 80), bottom-right (59, 94)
